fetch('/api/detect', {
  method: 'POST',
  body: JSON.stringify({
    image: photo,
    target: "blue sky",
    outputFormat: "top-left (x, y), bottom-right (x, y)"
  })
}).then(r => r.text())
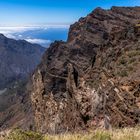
top-left (0, 0), bottom-right (140, 26)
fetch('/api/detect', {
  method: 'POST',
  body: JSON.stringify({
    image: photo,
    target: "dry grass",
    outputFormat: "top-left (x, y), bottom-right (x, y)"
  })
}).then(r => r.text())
top-left (1, 127), bottom-right (140, 140)
top-left (44, 127), bottom-right (140, 140)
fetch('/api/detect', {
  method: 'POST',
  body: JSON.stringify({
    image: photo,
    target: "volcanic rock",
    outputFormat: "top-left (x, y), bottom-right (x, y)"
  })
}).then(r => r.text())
top-left (31, 7), bottom-right (140, 133)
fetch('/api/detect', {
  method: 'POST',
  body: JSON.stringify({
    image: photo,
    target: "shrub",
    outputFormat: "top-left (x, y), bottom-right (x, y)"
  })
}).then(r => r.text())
top-left (129, 58), bottom-right (136, 64)
top-left (5, 129), bottom-right (43, 140)
top-left (119, 70), bottom-right (128, 77)
top-left (92, 131), bottom-right (111, 140)
top-left (127, 50), bottom-right (140, 58)
top-left (119, 57), bottom-right (127, 65)
top-left (127, 66), bottom-right (133, 72)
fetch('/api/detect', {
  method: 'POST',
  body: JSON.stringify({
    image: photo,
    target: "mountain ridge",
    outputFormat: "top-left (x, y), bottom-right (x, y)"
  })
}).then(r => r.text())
top-left (0, 34), bottom-right (45, 89)
top-left (0, 34), bottom-right (45, 131)
top-left (30, 6), bottom-right (140, 133)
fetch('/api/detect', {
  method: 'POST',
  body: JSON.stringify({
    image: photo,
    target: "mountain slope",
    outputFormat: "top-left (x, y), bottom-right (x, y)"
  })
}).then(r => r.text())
top-left (0, 35), bottom-right (45, 131)
top-left (30, 6), bottom-right (140, 133)
top-left (0, 34), bottom-right (45, 89)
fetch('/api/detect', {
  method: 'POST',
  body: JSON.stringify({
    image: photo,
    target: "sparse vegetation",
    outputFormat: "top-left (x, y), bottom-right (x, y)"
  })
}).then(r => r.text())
top-left (119, 57), bottom-right (127, 65)
top-left (116, 49), bottom-right (140, 77)
top-left (127, 66), bottom-right (133, 72)
top-left (2, 127), bottom-right (140, 140)
top-left (118, 70), bottom-right (128, 77)
top-left (5, 129), bottom-right (43, 140)
top-left (127, 50), bottom-right (140, 58)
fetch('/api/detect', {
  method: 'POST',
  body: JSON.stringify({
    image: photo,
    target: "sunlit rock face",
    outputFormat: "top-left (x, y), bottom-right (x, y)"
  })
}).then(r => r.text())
top-left (31, 7), bottom-right (140, 134)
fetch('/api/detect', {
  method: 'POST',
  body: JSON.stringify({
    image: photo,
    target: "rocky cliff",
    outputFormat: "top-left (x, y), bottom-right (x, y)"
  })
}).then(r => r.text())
top-left (31, 7), bottom-right (140, 133)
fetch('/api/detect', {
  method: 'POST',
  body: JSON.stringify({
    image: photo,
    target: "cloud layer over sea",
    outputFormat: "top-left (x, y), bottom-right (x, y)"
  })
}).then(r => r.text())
top-left (0, 25), bottom-right (69, 47)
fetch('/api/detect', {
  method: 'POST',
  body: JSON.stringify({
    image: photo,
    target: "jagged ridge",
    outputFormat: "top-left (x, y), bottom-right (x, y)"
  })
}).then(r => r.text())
top-left (31, 7), bottom-right (140, 133)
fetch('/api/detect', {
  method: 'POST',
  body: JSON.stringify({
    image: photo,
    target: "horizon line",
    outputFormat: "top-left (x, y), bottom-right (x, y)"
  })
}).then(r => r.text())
top-left (0, 23), bottom-right (72, 27)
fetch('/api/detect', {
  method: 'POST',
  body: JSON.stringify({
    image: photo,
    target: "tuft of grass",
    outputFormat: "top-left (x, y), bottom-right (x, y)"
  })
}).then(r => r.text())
top-left (44, 132), bottom-right (111, 140)
top-left (5, 129), bottom-right (43, 140)
top-left (92, 131), bottom-right (111, 140)
top-left (129, 58), bottom-right (137, 64)
top-left (111, 127), bottom-right (140, 140)
top-left (118, 70), bottom-right (128, 77)
top-left (127, 50), bottom-right (140, 58)
top-left (44, 128), bottom-right (140, 140)
top-left (119, 57), bottom-right (127, 65)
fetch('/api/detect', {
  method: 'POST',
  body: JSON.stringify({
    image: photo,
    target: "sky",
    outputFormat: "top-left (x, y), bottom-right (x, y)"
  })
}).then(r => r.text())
top-left (0, 0), bottom-right (140, 26)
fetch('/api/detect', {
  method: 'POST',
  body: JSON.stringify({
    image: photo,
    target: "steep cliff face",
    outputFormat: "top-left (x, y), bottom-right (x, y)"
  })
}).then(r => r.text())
top-left (31, 7), bottom-right (140, 133)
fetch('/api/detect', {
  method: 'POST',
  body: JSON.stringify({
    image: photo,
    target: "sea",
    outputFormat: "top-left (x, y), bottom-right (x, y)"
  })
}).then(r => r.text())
top-left (0, 25), bottom-right (69, 47)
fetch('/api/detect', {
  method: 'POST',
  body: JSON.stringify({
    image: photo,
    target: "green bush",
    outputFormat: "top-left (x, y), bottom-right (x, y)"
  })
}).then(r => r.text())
top-left (5, 129), bottom-right (43, 140)
top-left (119, 70), bottom-right (128, 77)
top-left (129, 58), bottom-right (136, 64)
top-left (119, 57), bottom-right (127, 65)
top-left (92, 131), bottom-right (111, 140)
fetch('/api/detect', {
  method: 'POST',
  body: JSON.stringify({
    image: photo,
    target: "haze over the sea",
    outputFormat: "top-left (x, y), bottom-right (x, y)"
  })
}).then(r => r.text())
top-left (0, 25), bottom-right (69, 47)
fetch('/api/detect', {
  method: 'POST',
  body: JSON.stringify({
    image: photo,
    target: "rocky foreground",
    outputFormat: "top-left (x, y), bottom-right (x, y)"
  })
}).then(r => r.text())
top-left (30, 6), bottom-right (140, 134)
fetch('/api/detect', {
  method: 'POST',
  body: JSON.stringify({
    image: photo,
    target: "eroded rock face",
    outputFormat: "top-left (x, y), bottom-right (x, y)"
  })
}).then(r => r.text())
top-left (31, 7), bottom-right (140, 133)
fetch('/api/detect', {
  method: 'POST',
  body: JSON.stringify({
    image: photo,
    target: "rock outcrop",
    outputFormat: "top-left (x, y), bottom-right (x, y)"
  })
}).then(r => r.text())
top-left (31, 7), bottom-right (140, 133)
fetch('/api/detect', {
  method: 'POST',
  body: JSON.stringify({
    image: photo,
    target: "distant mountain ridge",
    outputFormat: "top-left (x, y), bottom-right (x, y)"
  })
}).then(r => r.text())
top-left (0, 34), bottom-right (45, 89)
top-left (0, 34), bottom-right (45, 130)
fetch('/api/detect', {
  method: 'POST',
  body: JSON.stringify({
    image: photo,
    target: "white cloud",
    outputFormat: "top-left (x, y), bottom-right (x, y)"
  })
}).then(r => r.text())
top-left (18, 34), bottom-right (22, 37)
top-left (0, 26), bottom-right (53, 45)
top-left (5, 34), bottom-right (17, 39)
top-left (0, 25), bottom-right (69, 34)
top-left (0, 25), bottom-right (69, 47)
top-left (25, 38), bottom-right (52, 44)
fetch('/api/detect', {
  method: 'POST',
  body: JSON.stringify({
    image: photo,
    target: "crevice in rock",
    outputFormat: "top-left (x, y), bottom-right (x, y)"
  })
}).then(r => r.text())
top-left (91, 55), bottom-right (96, 68)
top-left (73, 67), bottom-right (79, 87)
top-left (81, 115), bottom-right (90, 124)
